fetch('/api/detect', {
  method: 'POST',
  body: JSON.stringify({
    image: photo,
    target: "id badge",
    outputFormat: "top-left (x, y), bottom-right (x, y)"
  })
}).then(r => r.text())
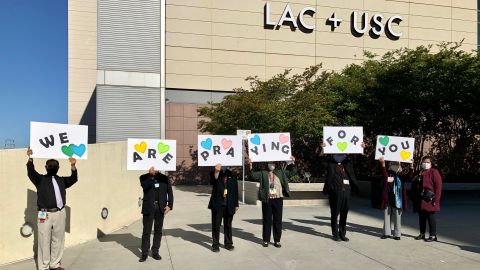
top-left (223, 188), bottom-right (228, 197)
top-left (38, 211), bottom-right (47, 223)
top-left (154, 183), bottom-right (160, 188)
top-left (343, 179), bottom-right (350, 185)
top-left (269, 188), bottom-right (277, 195)
top-left (387, 177), bottom-right (394, 183)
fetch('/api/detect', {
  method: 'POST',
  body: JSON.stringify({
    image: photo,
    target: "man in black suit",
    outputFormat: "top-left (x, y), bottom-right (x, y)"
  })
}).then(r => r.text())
top-left (323, 154), bottom-right (359, 242)
top-left (208, 163), bottom-right (239, 252)
top-left (139, 166), bottom-right (174, 262)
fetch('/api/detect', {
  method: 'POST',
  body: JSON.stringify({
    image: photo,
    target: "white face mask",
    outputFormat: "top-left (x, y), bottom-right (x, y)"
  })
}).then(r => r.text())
top-left (421, 162), bottom-right (431, 170)
top-left (389, 165), bottom-right (400, 173)
top-left (268, 164), bottom-right (275, 171)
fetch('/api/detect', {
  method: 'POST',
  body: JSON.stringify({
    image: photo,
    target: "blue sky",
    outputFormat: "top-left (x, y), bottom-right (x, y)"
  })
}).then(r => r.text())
top-left (0, 0), bottom-right (68, 149)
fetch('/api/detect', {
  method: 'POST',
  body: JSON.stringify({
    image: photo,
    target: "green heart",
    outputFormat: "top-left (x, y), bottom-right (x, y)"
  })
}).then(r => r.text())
top-left (337, 142), bottom-right (348, 152)
top-left (379, 136), bottom-right (390, 146)
top-left (61, 145), bottom-right (74, 157)
top-left (158, 142), bottom-right (170, 154)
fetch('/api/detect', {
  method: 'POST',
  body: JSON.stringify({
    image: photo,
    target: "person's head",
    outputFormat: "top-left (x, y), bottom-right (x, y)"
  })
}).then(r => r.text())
top-left (45, 159), bottom-right (59, 176)
top-left (220, 166), bottom-right (227, 173)
top-left (267, 162), bottom-right (276, 171)
top-left (388, 161), bottom-right (401, 173)
top-left (332, 154), bottom-right (347, 163)
top-left (421, 156), bottom-right (433, 170)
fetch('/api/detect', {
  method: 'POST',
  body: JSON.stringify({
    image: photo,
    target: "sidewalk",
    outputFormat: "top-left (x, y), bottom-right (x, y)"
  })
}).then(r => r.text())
top-left (2, 186), bottom-right (479, 270)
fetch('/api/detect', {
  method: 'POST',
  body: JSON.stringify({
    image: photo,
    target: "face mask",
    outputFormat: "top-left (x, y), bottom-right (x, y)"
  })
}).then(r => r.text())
top-left (46, 165), bottom-right (59, 176)
top-left (421, 163), bottom-right (431, 170)
top-left (389, 165), bottom-right (400, 173)
top-left (333, 154), bottom-right (346, 163)
top-left (285, 160), bottom-right (294, 166)
top-left (267, 164), bottom-right (275, 171)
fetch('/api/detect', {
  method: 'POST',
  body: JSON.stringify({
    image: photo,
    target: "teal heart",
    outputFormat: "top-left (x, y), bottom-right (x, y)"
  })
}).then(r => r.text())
top-left (250, 135), bottom-right (261, 145)
top-left (379, 136), bottom-right (390, 147)
top-left (201, 138), bottom-right (212, 150)
top-left (71, 144), bottom-right (86, 157)
top-left (61, 145), bottom-right (74, 157)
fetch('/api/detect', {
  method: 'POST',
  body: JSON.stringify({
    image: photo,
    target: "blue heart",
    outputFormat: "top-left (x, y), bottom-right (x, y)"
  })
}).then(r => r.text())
top-left (250, 135), bottom-right (261, 145)
top-left (200, 138), bottom-right (212, 150)
top-left (71, 144), bottom-right (86, 157)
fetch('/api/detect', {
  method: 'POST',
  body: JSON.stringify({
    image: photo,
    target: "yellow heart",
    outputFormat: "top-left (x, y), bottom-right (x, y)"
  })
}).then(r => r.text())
top-left (134, 141), bottom-right (147, 153)
top-left (400, 150), bottom-right (411, 161)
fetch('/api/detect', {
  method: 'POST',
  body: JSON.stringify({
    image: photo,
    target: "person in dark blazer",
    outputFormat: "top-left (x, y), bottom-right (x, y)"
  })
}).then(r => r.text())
top-left (410, 156), bottom-right (442, 242)
top-left (139, 166), bottom-right (174, 262)
top-left (322, 146), bottom-right (360, 242)
top-left (208, 163), bottom-right (239, 252)
top-left (247, 157), bottom-right (296, 248)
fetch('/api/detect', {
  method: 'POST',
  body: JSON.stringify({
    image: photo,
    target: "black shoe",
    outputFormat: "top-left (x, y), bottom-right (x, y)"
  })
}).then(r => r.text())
top-left (415, 234), bottom-right (425, 240)
top-left (380, 235), bottom-right (389, 239)
top-left (139, 255), bottom-right (148, 262)
top-left (274, 242), bottom-right (282, 248)
top-left (212, 246), bottom-right (220, 252)
top-left (340, 236), bottom-right (349, 242)
top-left (225, 245), bottom-right (235, 251)
top-left (393, 236), bottom-right (401, 240)
top-left (425, 236), bottom-right (437, 242)
top-left (152, 253), bottom-right (162, 260)
top-left (332, 236), bottom-right (341, 242)
top-left (262, 242), bottom-right (269, 247)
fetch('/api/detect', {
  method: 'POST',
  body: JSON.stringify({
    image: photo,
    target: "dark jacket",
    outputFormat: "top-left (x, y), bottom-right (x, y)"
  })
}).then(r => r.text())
top-left (322, 157), bottom-right (359, 194)
top-left (380, 167), bottom-right (411, 211)
top-left (410, 168), bottom-right (442, 212)
top-left (208, 169), bottom-right (239, 216)
top-left (140, 172), bottom-right (174, 215)
top-left (26, 160), bottom-right (78, 209)
top-left (248, 165), bottom-right (296, 203)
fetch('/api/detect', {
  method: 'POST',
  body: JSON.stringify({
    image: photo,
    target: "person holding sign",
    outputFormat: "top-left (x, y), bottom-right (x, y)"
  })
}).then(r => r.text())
top-left (247, 157), bottom-right (296, 248)
top-left (208, 164), bottom-right (239, 252)
top-left (139, 167), bottom-right (174, 262)
top-left (26, 147), bottom-right (78, 270)
top-left (410, 156), bottom-right (443, 242)
top-left (378, 157), bottom-right (413, 240)
top-left (321, 143), bottom-right (361, 242)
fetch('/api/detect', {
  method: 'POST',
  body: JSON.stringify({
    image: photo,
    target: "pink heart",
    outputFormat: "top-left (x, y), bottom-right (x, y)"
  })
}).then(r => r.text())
top-left (279, 134), bottom-right (289, 144)
top-left (221, 138), bottom-right (232, 149)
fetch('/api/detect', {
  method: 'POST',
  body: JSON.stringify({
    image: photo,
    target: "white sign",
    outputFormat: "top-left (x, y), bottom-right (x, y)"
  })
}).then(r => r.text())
top-left (323, 126), bottom-right (364, 154)
top-left (247, 132), bottom-right (292, 162)
top-left (127, 139), bottom-right (177, 171)
top-left (30, 122), bottom-right (88, 159)
top-left (198, 135), bottom-right (243, 166)
top-left (375, 135), bottom-right (415, 163)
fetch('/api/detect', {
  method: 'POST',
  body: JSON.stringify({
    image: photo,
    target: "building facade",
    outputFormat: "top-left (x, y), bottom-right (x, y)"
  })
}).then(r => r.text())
top-left (68, 0), bottom-right (478, 180)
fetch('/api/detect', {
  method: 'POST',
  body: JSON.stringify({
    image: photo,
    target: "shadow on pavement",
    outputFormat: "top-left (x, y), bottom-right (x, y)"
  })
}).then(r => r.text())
top-left (188, 223), bottom-right (263, 247)
top-left (97, 229), bottom-right (141, 258)
top-left (243, 219), bottom-right (332, 240)
top-left (163, 228), bottom-right (212, 250)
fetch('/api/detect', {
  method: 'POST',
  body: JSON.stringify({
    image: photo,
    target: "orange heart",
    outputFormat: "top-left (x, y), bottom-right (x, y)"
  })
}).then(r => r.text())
top-left (400, 150), bottom-right (411, 161)
top-left (134, 141), bottom-right (147, 153)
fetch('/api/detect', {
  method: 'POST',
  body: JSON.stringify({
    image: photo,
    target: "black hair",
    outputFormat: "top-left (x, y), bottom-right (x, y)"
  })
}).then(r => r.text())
top-left (46, 159), bottom-right (59, 166)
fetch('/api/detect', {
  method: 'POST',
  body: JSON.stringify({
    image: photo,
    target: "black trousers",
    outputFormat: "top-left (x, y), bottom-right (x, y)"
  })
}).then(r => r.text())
top-left (141, 203), bottom-right (165, 255)
top-left (419, 210), bottom-right (437, 236)
top-left (261, 198), bottom-right (283, 243)
top-left (329, 189), bottom-right (350, 237)
top-left (211, 205), bottom-right (233, 248)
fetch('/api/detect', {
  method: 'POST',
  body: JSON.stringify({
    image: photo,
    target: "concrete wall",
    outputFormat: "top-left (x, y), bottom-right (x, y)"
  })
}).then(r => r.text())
top-left (0, 142), bottom-right (143, 265)
top-left (165, 0), bottom-right (478, 91)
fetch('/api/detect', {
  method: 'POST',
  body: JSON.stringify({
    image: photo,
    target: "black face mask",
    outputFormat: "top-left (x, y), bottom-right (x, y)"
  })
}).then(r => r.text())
top-left (46, 165), bottom-right (59, 176)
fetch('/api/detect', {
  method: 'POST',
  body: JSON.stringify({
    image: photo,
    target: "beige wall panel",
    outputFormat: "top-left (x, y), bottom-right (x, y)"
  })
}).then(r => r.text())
top-left (211, 0), bottom-right (265, 13)
top-left (318, 0), bottom-right (364, 9)
top-left (166, 32), bottom-right (212, 49)
top-left (166, 0), bottom-right (211, 9)
top-left (211, 50), bottom-right (265, 65)
top-left (166, 74), bottom-right (212, 90)
top-left (409, 27), bottom-right (452, 42)
top-left (409, 15), bottom-right (452, 30)
top-left (167, 18), bottom-right (212, 35)
top-left (408, 39), bottom-right (441, 49)
top-left (166, 60), bottom-right (211, 76)
top-left (68, 11), bottom-right (97, 29)
top-left (211, 9), bottom-right (262, 26)
top-left (266, 66), bottom-right (307, 78)
top-left (212, 36), bottom-right (266, 53)
top-left (266, 54), bottom-right (315, 68)
top-left (166, 5), bottom-right (211, 20)
top-left (211, 76), bottom-right (251, 91)
top-left (212, 22), bottom-right (265, 39)
top-left (316, 57), bottom-right (363, 71)
top-left (363, 47), bottom-right (392, 58)
top-left (266, 40), bottom-right (316, 56)
top-left (452, 19), bottom-right (477, 33)
top-left (408, 0), bottom-right (451, 6)
top-left (69, 0), bottom-right (97, 12)
top-left (452, 7), bottom-right (477, 21)
top-left (451, 1), bottom-right (476, 9)
top-left (316, 31), bottom-right (365, 47)
top-left (364, 34), bottom-right (409, 50)
top-left (267, 27), bottom-right (316, 43)
top-left (364, 0), bottom-right (410, 15)
top-left (268, 2), bottom-right (316, 17)
top-left (211, 63), bottom-right (266, 78)
top-left (410, 3), bottom-right (452, 19)
top-left (69, 58), bottom-right (97, 70)
top-left (452, 31), bottom-right (477, 45)
top-left (316, 44), bottom-right (364, 60)
top-left (166, 46), bottom-right (212, 62)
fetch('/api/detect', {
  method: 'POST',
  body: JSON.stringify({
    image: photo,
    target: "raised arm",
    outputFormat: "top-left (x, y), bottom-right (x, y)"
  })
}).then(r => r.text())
top-left (64, 158), bottom-right (78, 188)
top-left (26, 148), bottom-right (41, 186)
top-left (140, 167), bottom-right (155, 191)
